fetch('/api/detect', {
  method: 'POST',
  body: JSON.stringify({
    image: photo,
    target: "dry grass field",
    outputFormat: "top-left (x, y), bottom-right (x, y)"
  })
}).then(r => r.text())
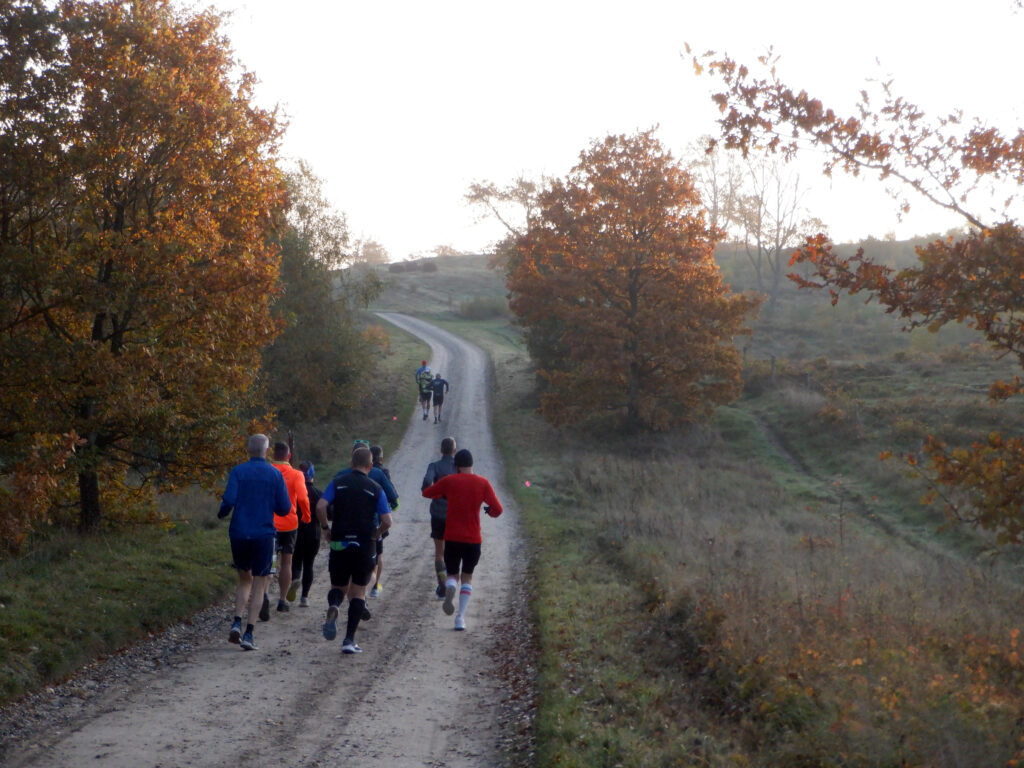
top-left (378, 250), bottom-right (1024, 767)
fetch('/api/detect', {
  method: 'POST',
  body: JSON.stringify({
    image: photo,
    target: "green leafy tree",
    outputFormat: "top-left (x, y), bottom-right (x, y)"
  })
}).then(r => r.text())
top-left (508, 130), bottom-right (760, 430)
top-left (262, 163), bottom-right (383, 424)
top-left (0, 0), bottom-right (286, 543)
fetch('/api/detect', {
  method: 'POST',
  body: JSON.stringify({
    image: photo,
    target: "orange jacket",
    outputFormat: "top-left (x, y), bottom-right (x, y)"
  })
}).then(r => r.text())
top-left (272, 461), bottom-right (310, 531)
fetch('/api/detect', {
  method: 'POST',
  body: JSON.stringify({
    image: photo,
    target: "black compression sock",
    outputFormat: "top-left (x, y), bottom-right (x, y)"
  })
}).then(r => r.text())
top-left (245, 624), bottom-right (254, 635)
top-left (346, 598), bottom-right (364, 640)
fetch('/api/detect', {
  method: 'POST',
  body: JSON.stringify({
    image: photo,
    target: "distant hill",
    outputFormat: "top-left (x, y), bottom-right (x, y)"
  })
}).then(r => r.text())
top-left (366, 253), bottom-right (507, 320)
top-left (362, 235), bottom-right (974, 363)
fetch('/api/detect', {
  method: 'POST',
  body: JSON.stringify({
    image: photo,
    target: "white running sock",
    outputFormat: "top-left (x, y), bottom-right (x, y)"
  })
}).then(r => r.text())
top-left (458, 584), bottom-right (472, 615)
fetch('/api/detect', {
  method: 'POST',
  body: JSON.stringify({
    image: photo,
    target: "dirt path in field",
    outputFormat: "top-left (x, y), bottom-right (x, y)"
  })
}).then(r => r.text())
top-left (0, 314), bottom-right (531, 768)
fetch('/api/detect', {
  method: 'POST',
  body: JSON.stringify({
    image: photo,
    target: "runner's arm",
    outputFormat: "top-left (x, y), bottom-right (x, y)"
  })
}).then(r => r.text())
top-left (315, 497), bottom-right (331, 533)
top-left (483, 480), bottom-right (503, 517)
top-left (218, 469), bottom-right (238, 518)
top-left (273, 473), bottom-right (291, 516)
top-left (422, 475), bottom-right (447, 499)
top-left (297, 475), bottom-right (311, 523)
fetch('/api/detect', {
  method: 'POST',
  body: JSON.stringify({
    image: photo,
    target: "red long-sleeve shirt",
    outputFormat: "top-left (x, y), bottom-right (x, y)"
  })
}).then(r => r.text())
top-left (422, 472), bottom-right (502, 544)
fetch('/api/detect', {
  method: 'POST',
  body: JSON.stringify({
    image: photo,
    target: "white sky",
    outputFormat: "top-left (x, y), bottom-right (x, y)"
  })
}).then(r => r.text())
top-left (201, 0), bottom-right (1024, 260)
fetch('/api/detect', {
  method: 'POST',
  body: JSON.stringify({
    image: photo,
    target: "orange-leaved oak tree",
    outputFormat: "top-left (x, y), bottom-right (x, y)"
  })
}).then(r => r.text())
top-left (507, 130), bottom-right (760, 430)
top-left (0, 0), bottom-right (286, 543)
top-left (697, 48), bottom-right (1024, 543)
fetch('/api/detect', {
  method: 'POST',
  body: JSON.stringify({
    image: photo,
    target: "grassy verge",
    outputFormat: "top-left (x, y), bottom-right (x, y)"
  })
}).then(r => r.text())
top-left (458, 316), bottom-right (1024, 767)
top-left (0, 315), bottom-right (428, 708)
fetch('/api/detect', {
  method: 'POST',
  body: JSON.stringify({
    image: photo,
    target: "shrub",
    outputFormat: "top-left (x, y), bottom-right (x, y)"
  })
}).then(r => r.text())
top-left (458, 296), bottom-right (509, 320)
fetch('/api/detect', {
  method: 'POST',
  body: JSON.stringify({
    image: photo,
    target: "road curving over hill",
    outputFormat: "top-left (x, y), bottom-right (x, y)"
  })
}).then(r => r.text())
top-left (1, 313), bottom-right (528, 768)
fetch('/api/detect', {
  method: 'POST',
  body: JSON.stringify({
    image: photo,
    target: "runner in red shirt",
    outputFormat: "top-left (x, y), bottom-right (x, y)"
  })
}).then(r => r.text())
top-left (421, 448), bottom-right (502, 631)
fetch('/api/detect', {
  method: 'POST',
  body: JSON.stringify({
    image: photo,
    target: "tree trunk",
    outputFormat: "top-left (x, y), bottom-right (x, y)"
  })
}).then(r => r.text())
top-left (78, 469), bottom-right (101, 531)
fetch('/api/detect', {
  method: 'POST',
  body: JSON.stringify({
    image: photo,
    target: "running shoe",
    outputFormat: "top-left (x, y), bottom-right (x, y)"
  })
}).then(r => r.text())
top-left (286, 581), bottom-right (299, 602)
top-left (341, 639), bottom-right (362, 654)
top-left (299, 596), bottom-right (309, 607)
top-left (276, 599), bottom-right (289, 613)
top-left (361, 606), bottom-right (372, 621)
top-left (370, 583), bottom-right (382, 598)
top-left (228, 618), bottom-right (242, 644)
top-left (240, 632), bottom-right (258, 651)
top-left (454, 615), bottom-right (466, 631)
top-left (323, 605), bottom-right (338, 640)
top-left (442, 584), bottom-right (457, 616)
top-left (258, 593), bottom-right (270, 622)
top-left (435, 583), bottom-right (446, 599)
top-left (422, 413), bottom-right (428, 420)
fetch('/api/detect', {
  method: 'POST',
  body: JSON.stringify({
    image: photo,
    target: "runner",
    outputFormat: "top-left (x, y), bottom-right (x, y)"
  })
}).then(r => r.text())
top-left (333, 440), bottom-right (399, 618)
top-left (288, 461), bottom-right (322, 607)
top-left (316, 445), bottom-right (392, 654)
top-left (421, 436), bottom-right (457, 598)
top-left (369, 445), bottom-right (393, 597)
top-left (217, 434), bottom-right (292, 651)
top-left (416, 365), bottom-right (434, 420)
top-left (270, 441), bottom-right (309, 613)
top-left (421, 448), bottom-right (503, 631)
top-left (430, 372), bottom-right (450, 424)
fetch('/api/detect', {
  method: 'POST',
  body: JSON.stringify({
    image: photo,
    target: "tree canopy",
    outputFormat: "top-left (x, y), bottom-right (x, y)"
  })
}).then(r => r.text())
top-left (507, 130), bottom-right (760, 430)
top-left (262, 162), bottom-right (384, 425)
top-left (698, 49), bottom-right (1024, 544)
top-left (0, 0), bottom-right (286, 544)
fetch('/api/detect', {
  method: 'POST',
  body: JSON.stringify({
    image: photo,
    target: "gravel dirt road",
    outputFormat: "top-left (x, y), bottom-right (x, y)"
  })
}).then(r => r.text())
top-left (0, 313), bottom-right (532, 768)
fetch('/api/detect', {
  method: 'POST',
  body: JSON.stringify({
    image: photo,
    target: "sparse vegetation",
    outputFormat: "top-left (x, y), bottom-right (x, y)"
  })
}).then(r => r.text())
top-left (447, 249), bottom-right (1024, 767)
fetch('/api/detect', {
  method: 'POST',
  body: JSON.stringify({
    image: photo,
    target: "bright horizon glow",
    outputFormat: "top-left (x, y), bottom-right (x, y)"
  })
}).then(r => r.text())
top-left (204, 0), bottom-right (1023, 260)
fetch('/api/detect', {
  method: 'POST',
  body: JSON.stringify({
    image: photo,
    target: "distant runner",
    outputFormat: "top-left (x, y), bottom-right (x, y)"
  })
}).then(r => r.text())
top-left (218, 434), bottom-right (291, 651)
top-left (369, 445), bottom-right (394, 597)
top-left (422, 436), bottom-right (457, 598)
top-left (316, 445), bottom-right (392, 654)
top-left (422, 448), bottom-right (502, 631)
top-left (430, 372), bottom-right (450, 424)
top-left (416, 365), bottom-right (434, 421)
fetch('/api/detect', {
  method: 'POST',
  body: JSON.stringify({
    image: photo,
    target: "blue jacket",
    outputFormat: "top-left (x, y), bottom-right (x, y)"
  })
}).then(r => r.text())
top-left (220, 457), bottom-right (292, 539)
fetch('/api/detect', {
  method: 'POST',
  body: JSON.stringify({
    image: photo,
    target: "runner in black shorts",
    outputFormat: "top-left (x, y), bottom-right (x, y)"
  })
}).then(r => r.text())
top-left (430, 372), bottom-right (449, 424)
top-left (422, 436), bottom-right (457, 597)
top-left (315, 446), bottom-right (392, 654)
top-left (369, 445), bottom-right (393, 597)
top-left (416, 365), bottom-right (433, 420)
top-left (422, 448), bottom-right (502, 631)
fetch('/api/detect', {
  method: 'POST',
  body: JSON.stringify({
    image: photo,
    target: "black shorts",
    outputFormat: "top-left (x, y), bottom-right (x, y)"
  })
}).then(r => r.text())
top-left (375, 537), bottom-right (384, 556)
top-left (432, 394), bottom-right (444, 406)
top-left (230, 535), bottom-right (275, 576)
top-left (328, 545), bottom-right (376, 587)
top-left (275, 528), bottom-right (298, 555)
top-left (430, 514), bottom-right (446, 541)
top-left (444, 540), bottom-right (481, 576)
top-left (419, 392), bottom-right (432, 404)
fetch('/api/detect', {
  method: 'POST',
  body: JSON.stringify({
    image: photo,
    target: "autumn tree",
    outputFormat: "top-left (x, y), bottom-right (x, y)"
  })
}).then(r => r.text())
top-left (262, 162), bottom-right (383, 424)
top-left (0, 0), bottom-right (286, 542)
top-left (699, 49), bottom-right (1024, 543)
top-left (351, 237), bottom-right (390, 265)
top-left (508, 130), bottom-right (760, 430)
